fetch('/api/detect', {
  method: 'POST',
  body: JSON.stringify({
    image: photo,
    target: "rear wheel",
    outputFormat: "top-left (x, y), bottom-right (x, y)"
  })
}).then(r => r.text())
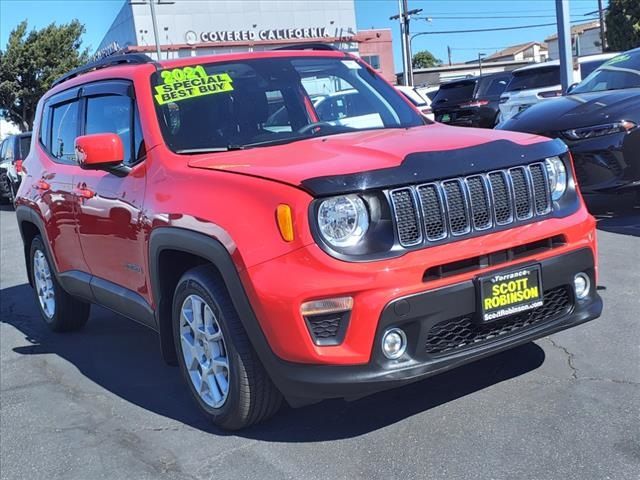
top-left (172, 265), bottom-right (282, 430)
top-left (30, 236), bottom-right (90, 332)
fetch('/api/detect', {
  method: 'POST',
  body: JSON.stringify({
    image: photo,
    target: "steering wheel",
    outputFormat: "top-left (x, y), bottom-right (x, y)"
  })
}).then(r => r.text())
top-left (296, 122), bottom-right (335, 135)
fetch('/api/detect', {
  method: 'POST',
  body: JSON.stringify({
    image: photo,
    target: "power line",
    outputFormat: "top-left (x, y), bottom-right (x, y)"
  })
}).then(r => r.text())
top-left (418, 14), bottom-right (599, 20)
top-left (411, 18), bottom-right (601, 37)
top-left (411, 8), bottom-right (601, 15)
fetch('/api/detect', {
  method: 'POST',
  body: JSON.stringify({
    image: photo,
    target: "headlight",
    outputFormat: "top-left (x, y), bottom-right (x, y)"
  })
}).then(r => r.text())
top-left (545, 156), bottom-right (567, 201)
top-left (317, 195), bottom-right (369, 247)
top-left (562, 120), bottom-right (636, 141)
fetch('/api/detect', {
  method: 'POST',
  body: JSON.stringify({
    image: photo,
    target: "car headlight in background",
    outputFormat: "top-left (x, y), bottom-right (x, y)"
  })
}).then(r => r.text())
top-left (545, 156), bottom-right (567, 201)
top-left (317, 194), bottom-right (370, 247)
top-left (562, 120), bottom-right (637, 141)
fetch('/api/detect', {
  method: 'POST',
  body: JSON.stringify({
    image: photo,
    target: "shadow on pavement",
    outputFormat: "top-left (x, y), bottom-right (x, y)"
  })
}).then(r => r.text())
top-left (585, 193), bottom-right (640, 238)
top-left (1, 282), bottom-right (545, 442)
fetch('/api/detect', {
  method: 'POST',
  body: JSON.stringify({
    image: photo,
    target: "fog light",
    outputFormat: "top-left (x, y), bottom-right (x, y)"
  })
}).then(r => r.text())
top-left (381, 328), bottom-right (407, 360)
top-left (574, 273), bottom-right (591, 300)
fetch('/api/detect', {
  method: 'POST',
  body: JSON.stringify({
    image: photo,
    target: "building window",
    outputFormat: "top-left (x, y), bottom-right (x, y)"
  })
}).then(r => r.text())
top-left (361, 55), bottom-right (381, 70)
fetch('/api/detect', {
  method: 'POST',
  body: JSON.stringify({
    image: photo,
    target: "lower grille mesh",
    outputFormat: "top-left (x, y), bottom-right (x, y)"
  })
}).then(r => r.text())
top-left (424, 286), bottom-right (572, 356)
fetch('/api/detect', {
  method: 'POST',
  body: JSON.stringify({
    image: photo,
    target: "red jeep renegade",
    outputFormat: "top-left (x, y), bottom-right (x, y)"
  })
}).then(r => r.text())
top-left (15, 48), bottom-right (602, 430)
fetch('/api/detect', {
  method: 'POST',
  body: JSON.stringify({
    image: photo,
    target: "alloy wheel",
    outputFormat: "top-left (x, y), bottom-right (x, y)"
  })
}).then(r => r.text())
top-left (179, 294), bottom-right (230, 408)
top-left (33, 249), bottom-right (55, 319)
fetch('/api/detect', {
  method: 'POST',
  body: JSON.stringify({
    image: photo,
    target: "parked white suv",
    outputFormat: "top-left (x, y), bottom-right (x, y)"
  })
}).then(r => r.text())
top-left (497, 53), bottom-right (618, 124)
top-left (395, 85), bottom-right (435, 120)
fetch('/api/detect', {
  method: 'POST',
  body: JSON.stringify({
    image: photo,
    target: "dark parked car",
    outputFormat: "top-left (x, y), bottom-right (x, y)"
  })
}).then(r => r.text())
top-left (0, 132), bottom-right (31, 205)
top-left (498, 49), bottom-right (640, 198)
top-left (431, 72), bottom-right (512, 128)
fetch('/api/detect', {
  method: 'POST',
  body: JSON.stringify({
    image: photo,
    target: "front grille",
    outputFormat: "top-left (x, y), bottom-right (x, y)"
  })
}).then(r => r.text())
top-left (424, 286), bottom-right (572, 355)
top-left (389, 162), bottom-right (551, 248)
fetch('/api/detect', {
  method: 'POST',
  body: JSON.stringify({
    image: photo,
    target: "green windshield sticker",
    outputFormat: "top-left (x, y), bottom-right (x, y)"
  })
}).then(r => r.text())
top-left (154, 66), bottom-right (234, 105)
top-left (604, 54), bottom-right (630, 66)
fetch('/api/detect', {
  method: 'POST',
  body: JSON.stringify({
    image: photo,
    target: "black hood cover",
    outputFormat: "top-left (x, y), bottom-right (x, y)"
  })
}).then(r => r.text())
top-left (302, 138), bottom-right (567, 196)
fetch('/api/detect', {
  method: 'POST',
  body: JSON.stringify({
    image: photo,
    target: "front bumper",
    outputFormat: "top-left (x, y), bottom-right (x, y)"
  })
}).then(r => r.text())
top-left (255, 247), bottom-right (601, 403)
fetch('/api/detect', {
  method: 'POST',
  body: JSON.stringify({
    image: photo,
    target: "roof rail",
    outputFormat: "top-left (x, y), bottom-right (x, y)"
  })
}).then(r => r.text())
top-left (273, 43), bottom-right (340, 52)
top-left (52, 53), bottom-right (156, 87)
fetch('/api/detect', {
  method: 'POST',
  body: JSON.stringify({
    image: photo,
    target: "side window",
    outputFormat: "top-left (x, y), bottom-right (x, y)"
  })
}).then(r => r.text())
top-left (85, 95), bottom-right (133, 165)
top-left (5, 138), bottom-right (14, 161)
top-left (50, 101), bottom-right (80, 163)
top-left (0, 140), bottom-right (7, 161)
top-left (39, 104), bottom-right (51, 151)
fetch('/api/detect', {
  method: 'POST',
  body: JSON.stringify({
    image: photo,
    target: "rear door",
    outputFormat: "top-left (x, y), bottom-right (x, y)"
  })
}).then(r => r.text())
top-left (73, 80), bottom-right (149, 300)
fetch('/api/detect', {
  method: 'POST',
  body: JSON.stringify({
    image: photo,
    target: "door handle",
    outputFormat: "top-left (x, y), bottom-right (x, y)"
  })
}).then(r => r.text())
top-left (75, 187), bottom-right (95, 199)
top-left (35, 179), bottom-right (50, 190)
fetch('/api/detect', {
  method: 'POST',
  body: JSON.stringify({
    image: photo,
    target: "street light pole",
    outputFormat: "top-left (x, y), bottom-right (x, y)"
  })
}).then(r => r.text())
top-left (597, 0), bottom-right (607, 52)
top-left (391, 2), bottom-right (422, 86)
top-left (148, 0), bottom-right (162, 60)
top-left (555, 0), bottom-right (573, 93)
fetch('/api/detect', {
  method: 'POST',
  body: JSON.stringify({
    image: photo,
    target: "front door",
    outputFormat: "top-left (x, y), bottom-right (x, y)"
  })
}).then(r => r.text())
top-left (34, 94), bottom-right (89, 274)
top-left (73, 81), bottom-right (149, 300)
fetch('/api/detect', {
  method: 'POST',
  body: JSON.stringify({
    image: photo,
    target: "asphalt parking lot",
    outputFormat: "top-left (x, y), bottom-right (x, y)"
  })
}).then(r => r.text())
top-left (1, 198), bottom-right (638, 480)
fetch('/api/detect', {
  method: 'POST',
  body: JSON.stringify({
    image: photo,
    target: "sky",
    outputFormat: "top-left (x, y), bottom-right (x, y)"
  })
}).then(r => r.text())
top-left (0, 0), bottom-right (608, 71)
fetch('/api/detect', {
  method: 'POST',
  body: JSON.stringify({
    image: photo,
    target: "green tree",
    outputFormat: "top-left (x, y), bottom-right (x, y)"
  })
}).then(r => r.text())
top-left (606, 0), bottom-right (640, 52)
top-left (412, 50), bottom-right (442, 69)
top-left (0, 20), bottom-right (88, 132)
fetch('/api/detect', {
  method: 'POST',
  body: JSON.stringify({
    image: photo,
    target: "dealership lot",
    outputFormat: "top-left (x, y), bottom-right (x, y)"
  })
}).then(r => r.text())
top-left (0, 199), bottom-right (638, 480)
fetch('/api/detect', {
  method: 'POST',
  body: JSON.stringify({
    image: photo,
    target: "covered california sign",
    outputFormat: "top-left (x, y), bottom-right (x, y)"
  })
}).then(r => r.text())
top-left (191, 27), bottom-right (330, 44)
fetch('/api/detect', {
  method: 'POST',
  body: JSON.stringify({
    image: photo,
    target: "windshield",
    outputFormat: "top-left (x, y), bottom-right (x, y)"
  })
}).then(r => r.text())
top-left (571, 51), bottom-right (640, 94)
top-left (505, 66), bottom-right (560, 92)
top-left (152, 56), bottom-right (423, 153)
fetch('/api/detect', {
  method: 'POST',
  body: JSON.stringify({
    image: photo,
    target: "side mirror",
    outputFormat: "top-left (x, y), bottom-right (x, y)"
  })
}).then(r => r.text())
top-left (567, 83), bottom-right (579, 94)
top-left (75, 133), bottom-right (123, 169)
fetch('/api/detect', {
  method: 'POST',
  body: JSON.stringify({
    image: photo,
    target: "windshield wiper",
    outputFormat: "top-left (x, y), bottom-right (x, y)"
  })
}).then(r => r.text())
top-left (175, 145), bottom-right (245, 154)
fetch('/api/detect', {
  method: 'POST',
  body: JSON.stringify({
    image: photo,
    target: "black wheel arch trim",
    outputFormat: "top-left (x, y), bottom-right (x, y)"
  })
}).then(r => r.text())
top-left (148, 227), bottom-right (285, 374)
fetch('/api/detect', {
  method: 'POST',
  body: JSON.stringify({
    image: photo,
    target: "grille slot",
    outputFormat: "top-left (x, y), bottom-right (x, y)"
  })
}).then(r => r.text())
top-left (389, 162), bottom-right (553, 248)
top-left (466, 176), bottom-right (492, 230)
top-left (509, 167), bottom-right (533, 219)
top-left (424, 286), bottom-right (572, 356)
top-left (390, 188), bottom-right (422, 246)
top-left (442, 180), bottom-right (470, 235)
top-left (417, 184), bottom-right (447, 240)
top-left (488, 171), bottom-right (513, 224)
top-left (529, 162), bottom-right (551, 214)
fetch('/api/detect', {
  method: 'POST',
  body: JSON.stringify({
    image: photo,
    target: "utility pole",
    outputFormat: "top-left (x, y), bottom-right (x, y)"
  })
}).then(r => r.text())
top-left (148, 0), bottom-right (162, 60)
top-left (390, 1), bottom-right (422, 86)
top-left (478, 53), bottom-right (486, 76)
top-left (555, 0), bottom-right (573, 92)
top-left (597, 0), bottom-right (607, 52)
top-left (447, 45), bottom-right (452, 66)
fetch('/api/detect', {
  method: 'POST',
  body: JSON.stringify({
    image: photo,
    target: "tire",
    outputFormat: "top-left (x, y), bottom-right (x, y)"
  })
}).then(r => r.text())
top-left (172, 265), bottom-right (282, 430)
top-left (29, 236), bottom-right (90, 332)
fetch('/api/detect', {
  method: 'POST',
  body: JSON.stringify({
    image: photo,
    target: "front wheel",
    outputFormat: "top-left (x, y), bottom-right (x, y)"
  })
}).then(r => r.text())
top-left (172, 265), bottom-right (282, 430)
top-left (29, 236), bottom-right (90, 332)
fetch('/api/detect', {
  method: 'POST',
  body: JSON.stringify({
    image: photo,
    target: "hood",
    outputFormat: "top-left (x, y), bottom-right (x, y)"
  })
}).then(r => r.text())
top-left (187, 124), bottom-right (554, 194)
top-left (499, 88), bottom-right (640, 134)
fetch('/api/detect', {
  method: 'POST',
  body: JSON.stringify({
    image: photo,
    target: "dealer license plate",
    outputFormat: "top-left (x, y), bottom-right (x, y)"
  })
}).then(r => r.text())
top-left (479, 265), bottom-right (544, 322)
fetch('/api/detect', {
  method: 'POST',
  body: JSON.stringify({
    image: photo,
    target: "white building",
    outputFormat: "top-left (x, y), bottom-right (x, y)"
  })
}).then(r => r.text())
top-left (484, 42), bottom-right (549, 64)
top-left (546, 21), bottom-right (603, 60)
